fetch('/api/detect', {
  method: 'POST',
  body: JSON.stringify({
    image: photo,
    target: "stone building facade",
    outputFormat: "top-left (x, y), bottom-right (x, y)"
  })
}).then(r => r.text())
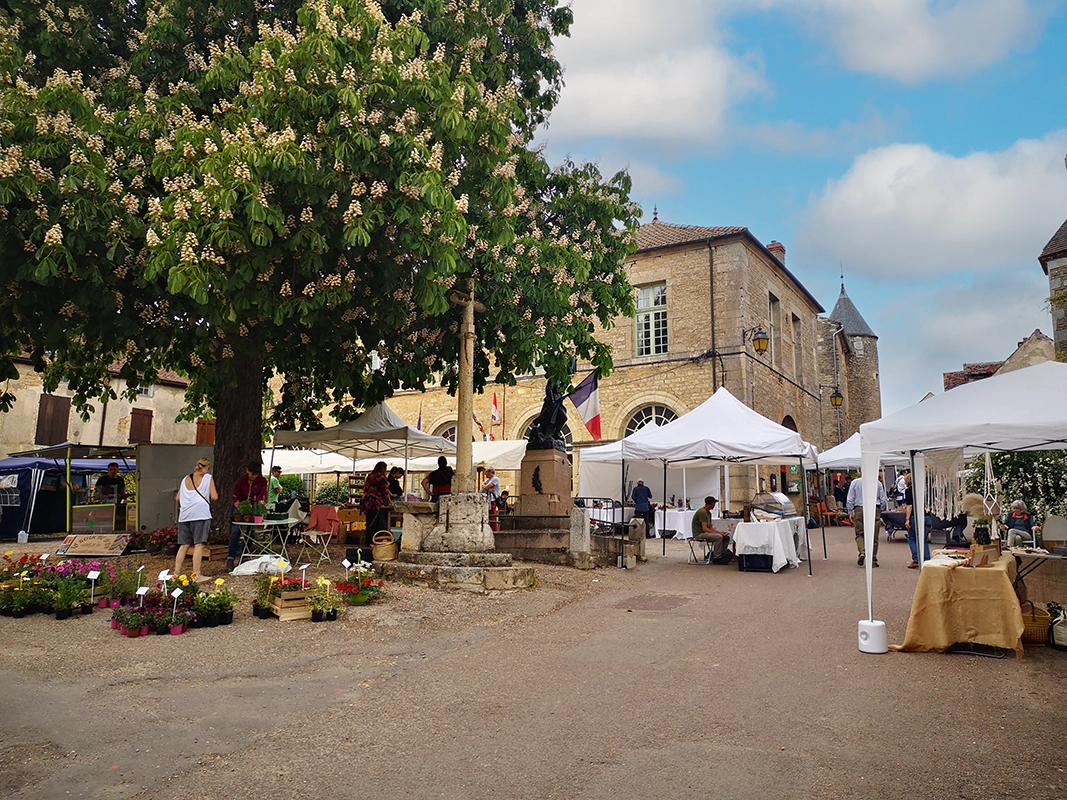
top-left (0, 360), bottom-right (200, 458)
top-left (385, 219), bottom-right (883, 509)
top-left (1039, 216), bottom-right (1067, 360)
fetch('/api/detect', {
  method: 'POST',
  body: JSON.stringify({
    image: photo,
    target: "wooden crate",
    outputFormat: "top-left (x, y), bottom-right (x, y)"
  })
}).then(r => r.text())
top-left (271, 590), bottom-right (310, 621)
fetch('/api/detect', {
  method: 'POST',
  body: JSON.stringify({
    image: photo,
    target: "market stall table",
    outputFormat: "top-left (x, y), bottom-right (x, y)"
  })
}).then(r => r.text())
top-left (730, 518), bottom-right (803, 573)
top-left (586, 507), bottom-right (635, 526)
top-left (235, 518), bottom-right (302, 563)
top-left (655, 508), bottom-right (698, 539)
top-left (890, 553), bottom-right (1025, 658)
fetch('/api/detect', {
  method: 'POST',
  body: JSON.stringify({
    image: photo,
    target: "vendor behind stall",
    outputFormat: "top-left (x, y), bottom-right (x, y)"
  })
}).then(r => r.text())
top-left (93, 462), bottom-right (127, 504)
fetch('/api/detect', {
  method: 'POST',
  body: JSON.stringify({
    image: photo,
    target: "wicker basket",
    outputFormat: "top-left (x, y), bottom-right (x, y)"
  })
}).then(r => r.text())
top-left (1020, 601), bottom-right (1051, 645)
top-left (370, 530), bottom-right (398, 562)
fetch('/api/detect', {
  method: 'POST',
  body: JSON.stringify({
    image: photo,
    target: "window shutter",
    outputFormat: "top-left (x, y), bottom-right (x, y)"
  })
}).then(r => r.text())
top-left (129, 408), bottom-right (153, 444)
top-left (35, 394), bottom-right (71, 446)
top-left (196, 417), bottom-right (216, 445)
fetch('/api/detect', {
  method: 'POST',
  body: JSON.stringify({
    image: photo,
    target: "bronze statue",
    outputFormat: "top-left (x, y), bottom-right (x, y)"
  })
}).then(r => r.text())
top-left (526, 382), bottom-right (568, 452)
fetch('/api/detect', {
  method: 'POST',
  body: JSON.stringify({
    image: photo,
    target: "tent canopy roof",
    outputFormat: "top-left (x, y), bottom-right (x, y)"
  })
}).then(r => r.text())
top-left (273, 403), bottom-right (455, 459)
top-left (860, 360), bottom-right (1067, 456)
top-left (582, 387), bottom-right (817, 465)
top-left (0, 457), bottom-right (136, 474)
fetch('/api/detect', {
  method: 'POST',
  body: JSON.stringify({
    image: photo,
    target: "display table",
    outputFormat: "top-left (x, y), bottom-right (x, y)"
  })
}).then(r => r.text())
top-left (586, 507), bottom-right (635, 526)
top-left (655, 508), bottom-right (698, 539)
top-left (890, 553), bottom-right (1024, 658)
top-left (234, 518), bottom-right (302, 563)
top-left (731, 519), bottom-right (801, 573)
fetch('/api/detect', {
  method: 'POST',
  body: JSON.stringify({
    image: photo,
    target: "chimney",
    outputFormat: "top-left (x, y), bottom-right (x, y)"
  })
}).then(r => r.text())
top-left (767, 240), bottom-right (785, 263)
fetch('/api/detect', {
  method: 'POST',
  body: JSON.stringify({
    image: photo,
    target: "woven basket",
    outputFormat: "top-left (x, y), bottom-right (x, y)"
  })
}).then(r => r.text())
top-left (370, 530), bottom-right (398, 562)
top-left (1020, 601), bottom-right (1051, 645)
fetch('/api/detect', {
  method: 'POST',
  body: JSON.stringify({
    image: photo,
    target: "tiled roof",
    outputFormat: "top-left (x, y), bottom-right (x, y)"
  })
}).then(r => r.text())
top-left (943, 362), bottom-right (1003, 391)
top-left (828, 285), bottom-right (876, 338)
top-left (636, 221), bottom-right (747, 251)
top-left (1039, 217), bottom-right (1067, 272)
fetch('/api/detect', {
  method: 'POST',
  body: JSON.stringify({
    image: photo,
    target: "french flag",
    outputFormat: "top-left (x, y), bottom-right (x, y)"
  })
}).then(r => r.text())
top-left (567, 372), bottom-right (601, 441)
top-left (491, 393), bottom-right (499, 422)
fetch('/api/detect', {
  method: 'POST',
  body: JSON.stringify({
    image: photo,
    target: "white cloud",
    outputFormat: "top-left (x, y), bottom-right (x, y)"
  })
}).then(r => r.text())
top-left (794, 132), bottom-right (1067, 277)
top-left (803, 0), bottom-right (1048, 83)
top-left (546, 0), bottom-right (766, 149)
top-left (871, 270), bottom-right (1052, 414)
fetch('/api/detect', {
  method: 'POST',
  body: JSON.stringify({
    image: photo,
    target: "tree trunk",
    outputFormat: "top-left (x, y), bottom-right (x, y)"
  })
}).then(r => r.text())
top-left (211, 340), bottom-right (266, 533)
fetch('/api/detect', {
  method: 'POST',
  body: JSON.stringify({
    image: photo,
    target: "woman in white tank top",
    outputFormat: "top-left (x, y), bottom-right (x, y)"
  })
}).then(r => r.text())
top-left (174, 458), bottom-right (218, 578)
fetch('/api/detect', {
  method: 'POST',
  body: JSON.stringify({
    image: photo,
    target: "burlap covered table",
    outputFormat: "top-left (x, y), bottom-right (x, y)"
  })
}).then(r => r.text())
top-left (890, 553), bottom-right (1025, 659)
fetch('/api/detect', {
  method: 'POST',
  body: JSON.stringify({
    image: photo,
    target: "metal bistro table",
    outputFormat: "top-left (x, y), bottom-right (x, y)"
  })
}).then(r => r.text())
top-left (234, 518), bottom-right (302, 563)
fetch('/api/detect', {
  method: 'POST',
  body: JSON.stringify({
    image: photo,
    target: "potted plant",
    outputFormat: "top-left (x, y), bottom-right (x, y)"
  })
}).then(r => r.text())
top-left (972, 517), bottom-right (992, 545)
top-left (8, 584), bottom-right (30, 618)
top-left (324, 590), bottom-right (344, 621)
top-left (305, 577), bottom-right (333, 622)
top-left (210, 579), bottom-right (238, 624)
top-left (51, 575), bottom-right (87, 620)
top-left (168, 610), bottom-right (188, 635)
top-left (237, 499), bottom-right (253, 523)
top-left (253, 501), bottom-right (267, 524)
top-left (251, 574), bottom-right (274, 618)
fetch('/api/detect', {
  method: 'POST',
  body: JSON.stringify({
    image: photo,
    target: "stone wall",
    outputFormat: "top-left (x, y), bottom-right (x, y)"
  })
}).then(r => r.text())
top-left (1049, 257), bottom-right (1067, 360)
top-left (0, 363), bottom-right (197, 458)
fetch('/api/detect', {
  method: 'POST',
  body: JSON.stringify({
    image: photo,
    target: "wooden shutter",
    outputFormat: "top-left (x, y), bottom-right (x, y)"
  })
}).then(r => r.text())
top-left (129, 408), bottom-right (153, 444)
top-left (195, 417), bottom-right (216, 445)
top-left (35, 394), bottom-right (71, 446)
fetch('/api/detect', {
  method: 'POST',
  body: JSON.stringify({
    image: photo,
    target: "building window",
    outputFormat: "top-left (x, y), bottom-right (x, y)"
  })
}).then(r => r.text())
top-left (135, 385), bottom-right (154, 398)
top-left (625, 405), bottom-right (678, 435)
top-left (768, 293), bottom-right (781, 366)
top-left (435, 423), bottom-right (457, 443)
top-left (636, 283), bottom-right (667, 356)
top-left (35, 394), bottom-right (71, 446)
top-left (791, 313), bottom-right (803, 383)
top-left (129, 408), bottom-right (153, 444)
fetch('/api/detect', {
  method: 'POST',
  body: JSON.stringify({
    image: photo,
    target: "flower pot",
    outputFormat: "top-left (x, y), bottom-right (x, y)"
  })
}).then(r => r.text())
top-left (125, 626), bottom-right (140, 638)
top-left (189, 616), bottom-right (203, 629)
top-left (139, 625), bottom-right (150, 636)
top-left (111, 618), bottom-right (120, 630)
top-left (98, 598), bottom-right (109, 608)
top-left (325, 609), bottom-right (338, 621)
top-left (350, 593), bottom-right (370, 605)
top-left (253, 515), bottom-right (264, 524)
top-left (55, 608), bottom-right (72, 621)
top-left (254, 604), bottom-right (270, 619)
top-left (206, 613), bottom-right (221, 628)
top-left (13, 610), bottom-right (25, 619)
top-left (119, 625), bottom-right (127, 635)
top-left (109, 599), bottom-right (121, 609)
top-left (169, 624), bottom-right (183, 636)
top-left (146, 542), bottom-right (162, 554)
top-left (81, 603), bottom-right (94, 615)
top-left (220, 611), bottom-right (234, 625)
top-left (155, 624), bottom-right (169, 636)
top-left (162, 544), bottom-right (179, 556)
top-left (311, 610), bottom-right (325, 622)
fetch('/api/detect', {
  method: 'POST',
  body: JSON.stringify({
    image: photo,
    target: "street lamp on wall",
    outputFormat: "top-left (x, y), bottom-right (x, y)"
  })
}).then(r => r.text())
top-left (742, 326), bottom-right (770, 355)
top-left (818, 383), bottom-right (844, 446)
top-left (829, 388), bottom-right (843, 408)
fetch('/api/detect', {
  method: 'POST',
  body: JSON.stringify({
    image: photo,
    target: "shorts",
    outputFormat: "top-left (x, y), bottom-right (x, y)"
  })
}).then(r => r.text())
top-left (177, 519), bottom-right (211, 546)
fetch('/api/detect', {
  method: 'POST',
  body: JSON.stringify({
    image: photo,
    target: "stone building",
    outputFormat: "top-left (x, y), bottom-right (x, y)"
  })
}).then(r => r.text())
top-left (0, 359), bottom-right (203, 458)
top-left (942, 329), bottom-right (1055, 390)
top-left (1040, 215), bottom-right (1067, 360)
top-left (386, 218), bottom-right (882, 510)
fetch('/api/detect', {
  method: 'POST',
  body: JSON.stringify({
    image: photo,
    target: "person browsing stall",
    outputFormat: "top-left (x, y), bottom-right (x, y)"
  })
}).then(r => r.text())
top-left (421, 456), bottom-right (455, 501)
top-left (174, 457), bottom-right (218, 579)
top-left (226, 460), bottom-right (268, 572)
top-left (361, 461), bottom-right (393, 536)
top-left (387, 466), bottom-right (405, 500)
top-left (631, 479), bottom-right (655, 539)
top-left (847, 472), bottom-right (888, 567)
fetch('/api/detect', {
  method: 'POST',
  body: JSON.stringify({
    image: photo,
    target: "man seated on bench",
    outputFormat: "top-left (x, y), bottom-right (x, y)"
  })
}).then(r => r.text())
top-left (692, 496), bottom-right (733, 564)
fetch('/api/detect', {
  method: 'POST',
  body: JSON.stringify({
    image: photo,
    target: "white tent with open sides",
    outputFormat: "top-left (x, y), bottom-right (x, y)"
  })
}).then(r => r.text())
top-left (856, 359), bottom-right (1067, 653)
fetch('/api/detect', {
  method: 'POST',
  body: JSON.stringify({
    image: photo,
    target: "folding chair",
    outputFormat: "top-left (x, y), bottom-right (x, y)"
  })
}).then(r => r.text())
top-left (688, 536), bottom-right (713, 564)
top-left (297, 505), bottom-right (338, 567)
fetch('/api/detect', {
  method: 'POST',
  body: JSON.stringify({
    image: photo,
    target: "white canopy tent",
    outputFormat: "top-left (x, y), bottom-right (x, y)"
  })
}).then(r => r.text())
top-left (579, 388), bottom-right (819, 569)
top-left (273, 403), bottom-right (454, 462)
top-left (349, 439), bottom-right (529, 474)
top-left (814, 432), bottom-right (910, 471)
top-left (260, 449), bottom-right (356, 475)
top-left (856, 359), bottom-right (1067, 653)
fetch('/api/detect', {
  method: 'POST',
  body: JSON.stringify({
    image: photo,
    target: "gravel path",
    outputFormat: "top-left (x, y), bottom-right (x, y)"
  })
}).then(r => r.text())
top-left (1, 531), bottom-right (1064, 799)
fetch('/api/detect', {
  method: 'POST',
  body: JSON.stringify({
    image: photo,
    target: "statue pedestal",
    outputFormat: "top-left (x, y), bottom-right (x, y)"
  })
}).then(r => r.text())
top-left (519, 449), bottom-right (573, 517)
top-left (420, 493), bottom-right (495, 553)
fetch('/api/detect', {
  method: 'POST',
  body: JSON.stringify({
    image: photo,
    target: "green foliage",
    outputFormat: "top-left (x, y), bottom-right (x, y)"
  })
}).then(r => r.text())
top-left (278, 473), bottom-right (306, 497)
top-left (0, 0), bottom-right (639, 480)
top-left (965, 451), bottom-right (1067, 520)
top-left (314, 480), bottom-right (348, 507)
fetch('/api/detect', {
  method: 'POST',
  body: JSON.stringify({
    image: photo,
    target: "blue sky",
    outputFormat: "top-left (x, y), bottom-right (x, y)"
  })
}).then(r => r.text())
top-left (537, 0), bottom-right (1067, 415)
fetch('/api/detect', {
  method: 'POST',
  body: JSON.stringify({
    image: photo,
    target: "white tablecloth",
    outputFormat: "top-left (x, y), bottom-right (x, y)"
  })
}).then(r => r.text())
top-left (655, 508), bottom-right (699, 539)
top-left (586, 507), bottom-right (635, 525)
top-left (731, 519), bottom-right (803, 573)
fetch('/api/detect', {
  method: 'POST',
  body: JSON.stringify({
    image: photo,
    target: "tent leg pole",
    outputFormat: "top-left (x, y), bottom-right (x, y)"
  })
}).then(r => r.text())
top-left (800, 456), bottom-right (812, 577)
top-left (662, 461), bottom-right (667, 557)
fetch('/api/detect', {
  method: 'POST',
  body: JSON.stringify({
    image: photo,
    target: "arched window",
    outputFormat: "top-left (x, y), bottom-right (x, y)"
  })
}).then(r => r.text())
top-left (520, 419), bottom-right (573, 452)
top-left (781, 415), bottom-right (798, 432)
top-left (435, 423), bottom-right (457, 443)
top-left (625, 405), bottom-right (678, 436)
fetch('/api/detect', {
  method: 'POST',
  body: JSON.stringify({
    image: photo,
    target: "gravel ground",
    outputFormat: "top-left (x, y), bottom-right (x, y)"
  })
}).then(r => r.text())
top-left (1, 531), bottom-right (1065, 800)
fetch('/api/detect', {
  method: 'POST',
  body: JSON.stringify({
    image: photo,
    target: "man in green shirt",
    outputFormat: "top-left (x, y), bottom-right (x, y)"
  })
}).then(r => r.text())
top-left (268, 465), bottom-right (283, 509)
top-left (691, 496), bottom-right (731, 563)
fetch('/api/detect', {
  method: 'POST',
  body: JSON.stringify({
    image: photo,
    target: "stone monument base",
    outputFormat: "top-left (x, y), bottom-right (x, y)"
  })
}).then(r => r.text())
top-left (518, 448), bottom-right (574, 517)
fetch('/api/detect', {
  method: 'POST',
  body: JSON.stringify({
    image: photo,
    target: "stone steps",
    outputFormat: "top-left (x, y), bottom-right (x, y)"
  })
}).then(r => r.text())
top-left (375, 552), bottom-right (535, 594)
